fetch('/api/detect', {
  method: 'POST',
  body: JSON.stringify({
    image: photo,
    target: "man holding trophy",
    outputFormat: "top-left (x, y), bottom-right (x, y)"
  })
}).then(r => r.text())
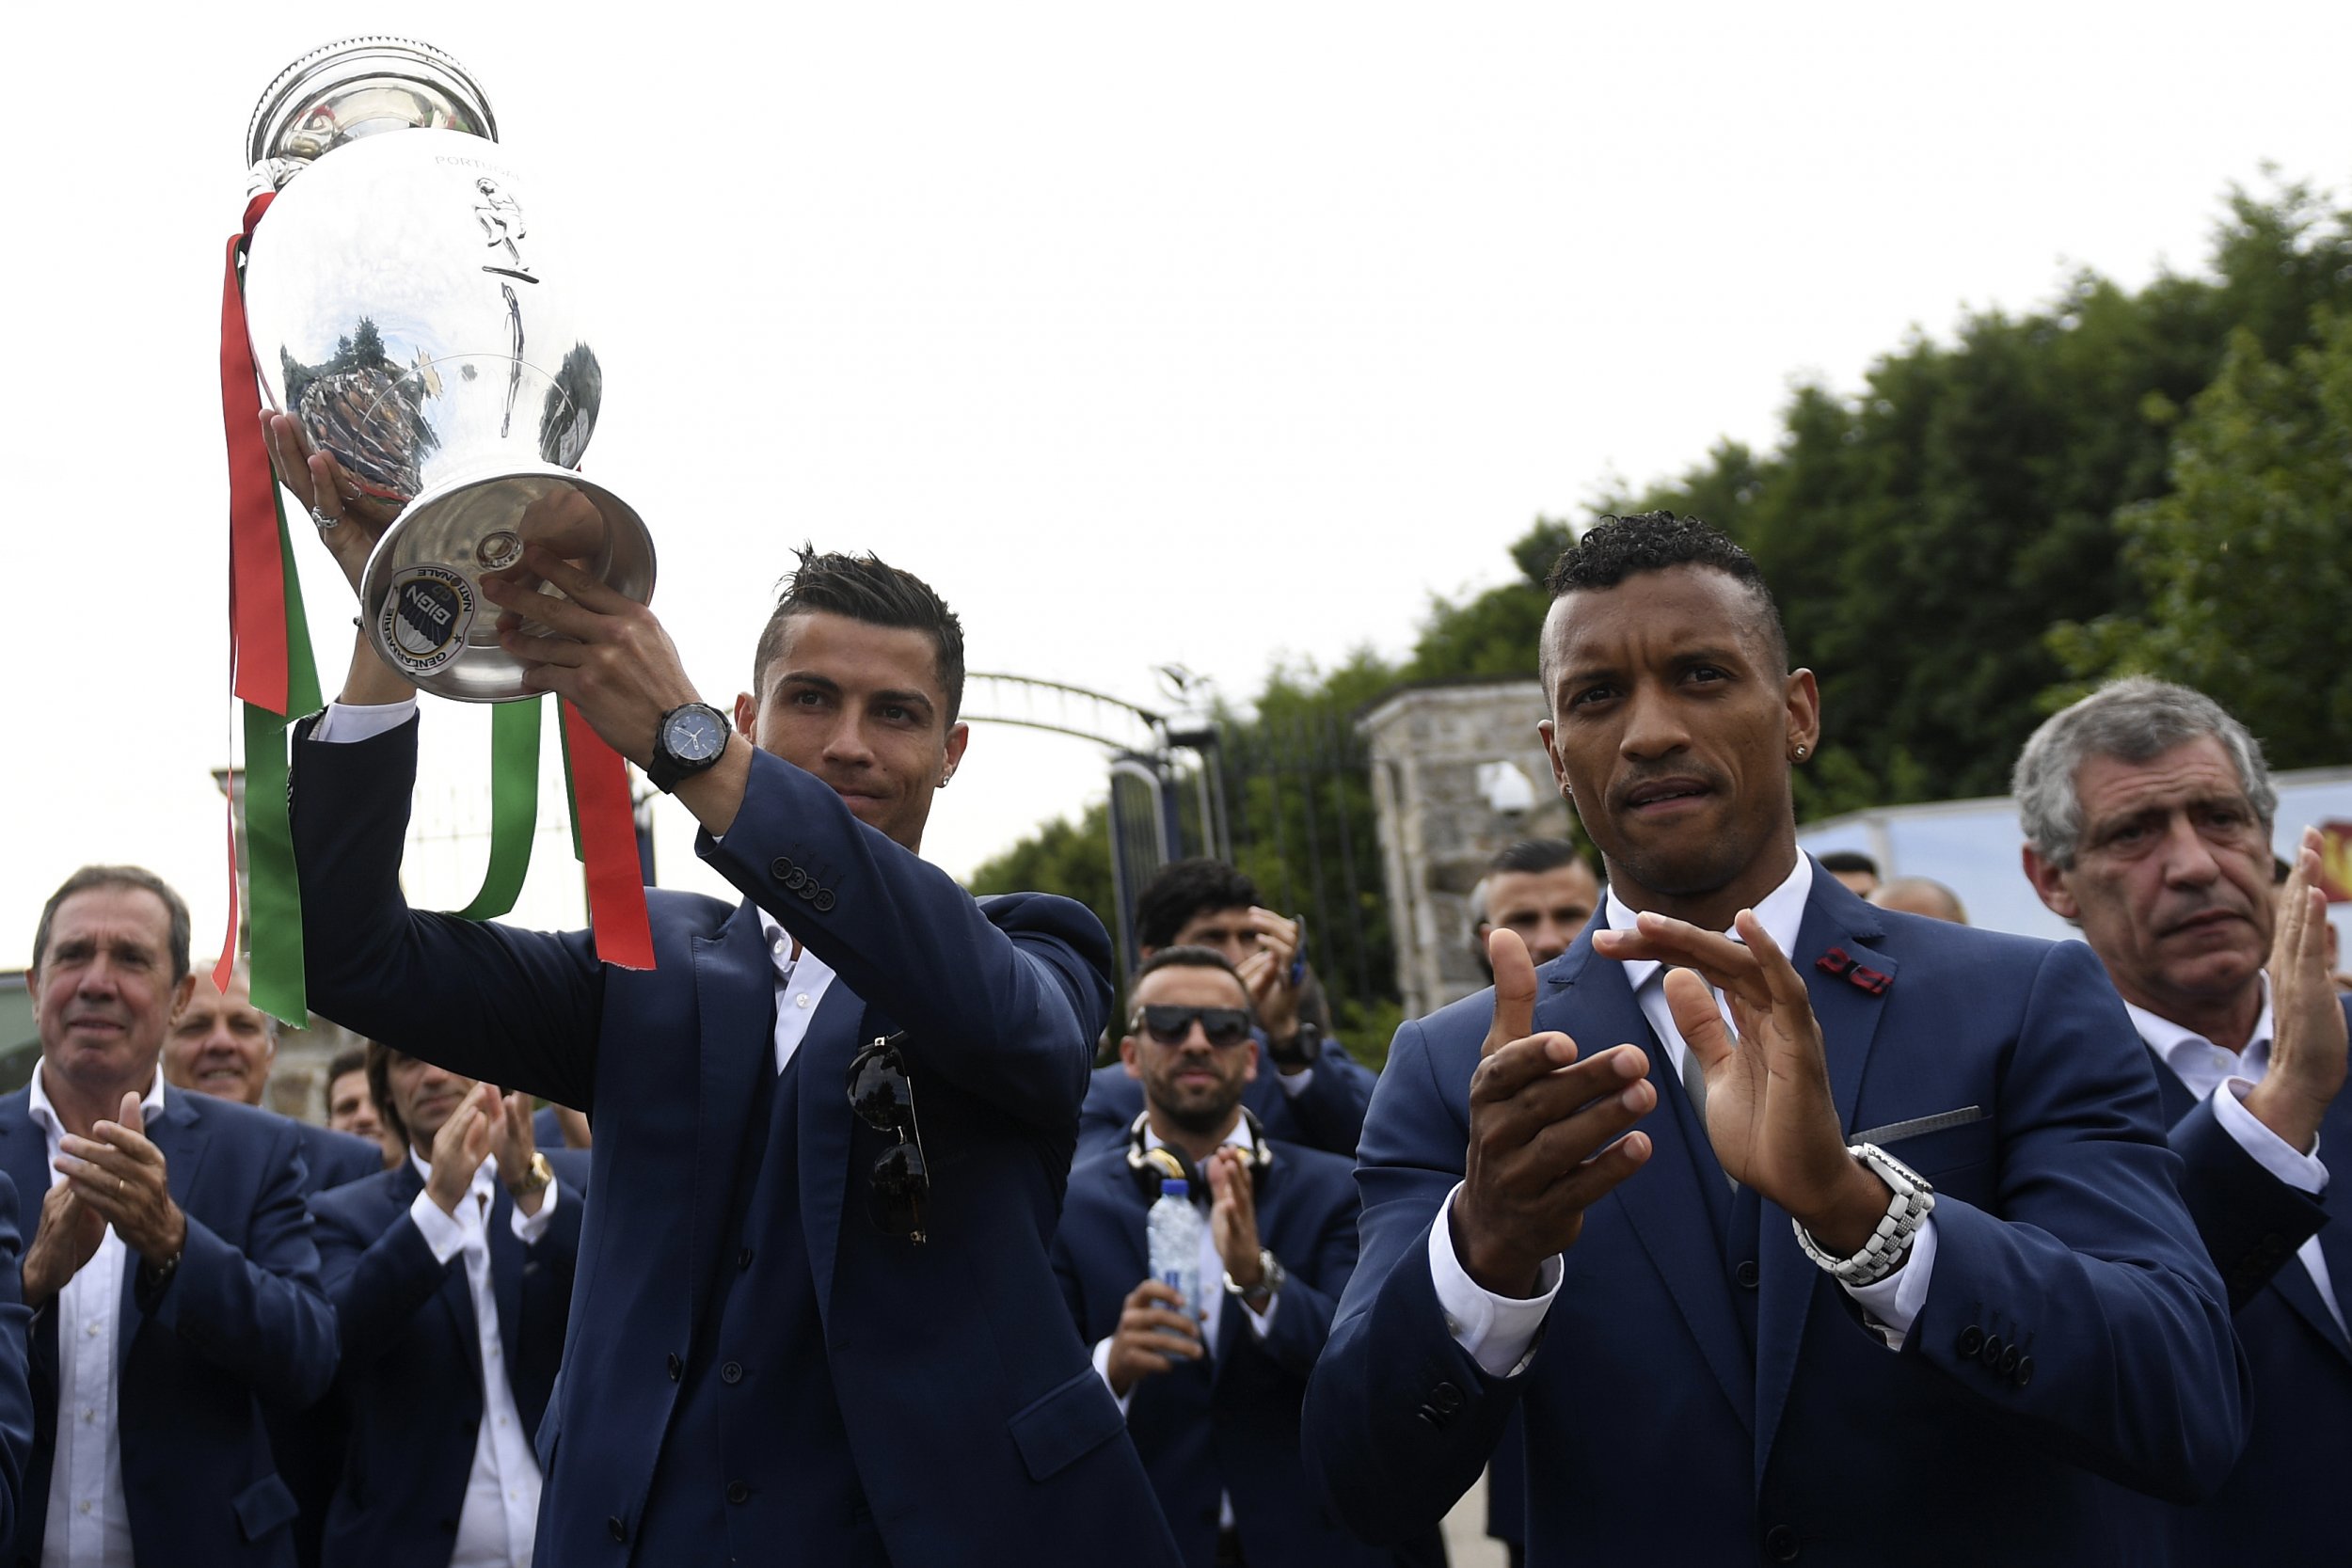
top-left (245, 37), bottom-right (1179, 1568)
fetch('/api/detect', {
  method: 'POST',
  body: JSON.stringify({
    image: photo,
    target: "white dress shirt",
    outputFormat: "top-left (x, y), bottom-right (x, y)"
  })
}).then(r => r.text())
top-left (2128, 980), bottom-right (2342, 1334)
top-left (405, 1150), bottom-right (560, 1568)
top-left (30, 1067), bottom-right (165, 1568)
top-left (1430, 855), bottom-right (1937, 1377)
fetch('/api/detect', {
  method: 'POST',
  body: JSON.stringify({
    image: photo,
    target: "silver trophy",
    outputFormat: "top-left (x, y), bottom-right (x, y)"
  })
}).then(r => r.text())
top-left (241, 37), bottom-right (654, 702)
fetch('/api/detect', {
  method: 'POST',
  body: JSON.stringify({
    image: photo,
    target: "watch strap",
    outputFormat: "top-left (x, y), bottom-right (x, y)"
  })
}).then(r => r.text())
top-left (1791, 1142), bottom-right (1935, 1287)
top-left (1222, 1248), bottom-right (1284, 1307)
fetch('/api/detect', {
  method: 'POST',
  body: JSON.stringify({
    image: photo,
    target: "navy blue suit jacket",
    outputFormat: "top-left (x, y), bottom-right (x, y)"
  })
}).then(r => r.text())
top-left (288, 1122), bottom-right (386, 1199)
top-left (0, 1173), bottom-right (36, 1551)
top-left (308, 1149), bottom-right (589, 1568)
top-left (1080, 1037), bottom-right (1375, 1161)
top-left (1053, 1137), bottom-right (1384, 1568)
top-left (1304, 868), bottom-right (2249, 1566)
top-left (2141, 993), bottom-right (2352, 1562)
top-left (290, 716), bottom-right (1177, 1568)
top-left (1, 1085), bottom-right (338, 1568)
top-left (257, 1113), bottom-right (386, 1568)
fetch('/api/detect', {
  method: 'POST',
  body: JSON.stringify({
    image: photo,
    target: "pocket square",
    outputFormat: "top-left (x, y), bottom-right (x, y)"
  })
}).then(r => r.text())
top-left (1851, 1106), bottom-right (1985, 1146)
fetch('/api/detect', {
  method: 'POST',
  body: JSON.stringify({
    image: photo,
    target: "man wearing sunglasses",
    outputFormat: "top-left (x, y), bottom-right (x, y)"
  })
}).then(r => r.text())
top-left (1080, 860), bottom-right (1376, 1160)
top-left (1054, 947), bottom-right (1402, 1568)
top-left (275, 436), bottom-right (1180, 1568)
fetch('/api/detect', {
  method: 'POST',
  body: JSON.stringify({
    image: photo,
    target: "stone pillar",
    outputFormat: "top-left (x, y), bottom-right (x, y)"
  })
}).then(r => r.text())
top-left (1359, 680), bottom-right (1577, 1020)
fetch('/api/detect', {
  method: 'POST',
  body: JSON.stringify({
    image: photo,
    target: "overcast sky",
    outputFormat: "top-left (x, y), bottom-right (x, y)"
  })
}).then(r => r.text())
top-left (6, 4), bottom-right (2346, 969)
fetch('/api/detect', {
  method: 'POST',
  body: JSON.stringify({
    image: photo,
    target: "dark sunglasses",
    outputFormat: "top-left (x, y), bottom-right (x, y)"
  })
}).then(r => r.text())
top-left (845, 1033), bottom-right (929, 1243)
top-left (1130, 1005), bottom-right (1254, 1050)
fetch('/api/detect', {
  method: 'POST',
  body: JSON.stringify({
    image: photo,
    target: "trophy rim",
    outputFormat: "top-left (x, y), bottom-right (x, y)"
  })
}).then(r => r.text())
top-left (246, 35), bottom-right (500, 170)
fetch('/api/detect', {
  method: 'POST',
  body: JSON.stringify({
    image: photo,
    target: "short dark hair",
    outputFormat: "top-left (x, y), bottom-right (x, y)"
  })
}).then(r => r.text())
top-left (1487, 838), bottom-right (1584, 877)
top-left (1136, 860), bottom-right (1260, 951)
top-left (1818, 850), bottom-right (1880, 879)
top-left (34, 865), bottom-right (192, 986)
top-left (362, 1041), bottom-right (409, 1149)
top-left (751, 545), bottom-right (967, 722)
top-left (1129, 944), bottom-right (1254, 1017)
top-left (326, 1047), bottom-right (368, 1087)
top-left (1543, 511), bottom-right (1788, 676)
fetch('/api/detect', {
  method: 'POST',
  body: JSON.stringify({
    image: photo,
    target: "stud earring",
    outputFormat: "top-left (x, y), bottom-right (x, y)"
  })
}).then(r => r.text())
top-left (1792, 745), bottom-right (1808, 761)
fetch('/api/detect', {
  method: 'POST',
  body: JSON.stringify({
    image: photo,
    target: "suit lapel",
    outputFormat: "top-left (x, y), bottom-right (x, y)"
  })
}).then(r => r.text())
top-left (120, 1088), bottom-right (208, 1372)
top-left (490, 1187), bottom-right (524, 1370)
top-left (690, 901), bottom-right (776, 1348)
top-left (1752, 882), bottom-right (1897, 1485)
top-left (2272, 1090), bottom-right (2352, 1365)
top-left (1546, 940), bottom-right (1755, 1435)
top-left (797, 986), bottom-right (867, 1321)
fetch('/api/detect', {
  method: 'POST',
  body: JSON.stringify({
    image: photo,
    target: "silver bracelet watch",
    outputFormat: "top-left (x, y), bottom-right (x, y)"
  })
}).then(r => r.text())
top-left (1791, 1142), bottom-right (1935, 1287)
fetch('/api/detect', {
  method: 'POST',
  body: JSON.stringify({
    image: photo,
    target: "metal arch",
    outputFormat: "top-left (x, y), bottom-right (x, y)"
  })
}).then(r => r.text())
top-left (961, 672), bottom-right (1167, 754)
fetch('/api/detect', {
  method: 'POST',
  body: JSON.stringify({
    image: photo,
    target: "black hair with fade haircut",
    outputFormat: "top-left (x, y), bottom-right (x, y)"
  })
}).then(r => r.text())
top-left (751, 544), bottom-right (967, 722)
top-left (1128, 943), bottom-right (1255, 1019)
top-left (1542, 511), bottom-right (1788, 681)
top-left (1486, 838), bottom-right (1587, 877)
top-left (1135, 859), bottom-right (1261, 951)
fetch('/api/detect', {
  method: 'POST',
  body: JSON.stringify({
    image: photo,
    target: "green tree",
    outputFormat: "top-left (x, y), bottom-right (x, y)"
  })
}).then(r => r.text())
top-left (2048, 312), bottom-right (2352, 764)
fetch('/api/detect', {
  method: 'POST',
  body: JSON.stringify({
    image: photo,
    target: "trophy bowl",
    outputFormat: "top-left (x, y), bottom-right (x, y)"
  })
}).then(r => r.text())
top-left (240, 39), bottom-right (654, 702)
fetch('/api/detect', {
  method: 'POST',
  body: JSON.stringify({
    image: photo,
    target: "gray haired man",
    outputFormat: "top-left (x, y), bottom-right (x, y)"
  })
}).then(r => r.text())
top-left (2016, 675), bottom-right (2350, 1561)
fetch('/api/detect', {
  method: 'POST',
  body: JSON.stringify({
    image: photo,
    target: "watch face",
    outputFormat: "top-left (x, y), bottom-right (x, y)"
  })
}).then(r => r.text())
top-left (665, 706), bottom-right (725, 763)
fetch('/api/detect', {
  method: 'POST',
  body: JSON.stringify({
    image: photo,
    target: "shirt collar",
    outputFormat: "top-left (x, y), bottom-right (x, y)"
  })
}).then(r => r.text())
top-left (2125, 972), bottom-right (2275, 1085)
top-left (27, 1060), bottom-right (168, 1141)
top-left (1143, 1116), bottom-right (1255, 1158)
top-left (1602, 852), bottom-right (1815, 994)
top-left (758, 911), bottom-right (837, 991)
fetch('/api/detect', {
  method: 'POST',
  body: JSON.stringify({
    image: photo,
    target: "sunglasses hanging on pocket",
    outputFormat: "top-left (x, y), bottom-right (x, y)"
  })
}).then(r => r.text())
top-left (846, 1033), bottom-right (930, 1244)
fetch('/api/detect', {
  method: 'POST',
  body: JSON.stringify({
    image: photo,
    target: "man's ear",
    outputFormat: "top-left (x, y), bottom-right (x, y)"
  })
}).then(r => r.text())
top-left (1241, 1038), bottom-right (1260, 1086)
top-left (1784, 668), bottom-right (1821, 756)
top-left (1120, 1036), bottom-right (1142, 1081)
top-left (1537, 719), bottom-right (1571, 800)
top-left (939, 721), bottom-right (970, 786)
top-left (170, 973), bottom-right (199, 1020)
top-left (2021, 845), bottom-right (2080, 922)
top-left (733, 690), bottom-right (758, 738)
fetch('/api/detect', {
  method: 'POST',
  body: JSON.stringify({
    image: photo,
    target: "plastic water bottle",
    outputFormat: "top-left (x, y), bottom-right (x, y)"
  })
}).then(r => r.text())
top-left (1147, 1179), bottom-right (1204, 1318)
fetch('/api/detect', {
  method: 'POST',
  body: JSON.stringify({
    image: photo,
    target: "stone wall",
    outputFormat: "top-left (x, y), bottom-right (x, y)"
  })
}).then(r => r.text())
top-left (1359, 680), bottom-right (1578, 1020)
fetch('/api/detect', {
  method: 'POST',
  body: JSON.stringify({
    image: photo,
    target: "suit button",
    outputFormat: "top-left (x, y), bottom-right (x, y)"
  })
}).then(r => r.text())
top-left (770, 857), bottom-right (795, 880)
top-left (799, 881), bottom-right (821, 902)
top-left (666, 1353), bottom-right (682, 1382)
top-left (608, 1517), bottom-right (628, 1543)
top-left (2011, 1355), bottom-right (2034, 1389)
top-left (784, 867), bottom-right (808, 892)
top-left (1980, 1335), bottom-right (2004, 1369)
top-left (726, 1481), bottom-right (751, 1506)
top-left (722, 1360), bottom-right (744, 1385)
top-left (1430, 1382), bottom-right (1465, 1415)
top-left (738, 1246), bottom-right (755, 1271)
top-left (1997, 1345), bottom-right (2020, 1377)
top-left (1764, 1523), bottom-right (1801, 1561)
top-left (814, 890), bottom-right (836, 913)
top-left (1956, 1325), bottom-right (1983, 1358)
top-left (1735, 1260), bottom-right (1760, 1289)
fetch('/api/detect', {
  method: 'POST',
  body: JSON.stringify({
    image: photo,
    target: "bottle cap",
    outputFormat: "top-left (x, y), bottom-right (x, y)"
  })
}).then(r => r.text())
top-left (1160, 1179), bottom-right (1189, 1198)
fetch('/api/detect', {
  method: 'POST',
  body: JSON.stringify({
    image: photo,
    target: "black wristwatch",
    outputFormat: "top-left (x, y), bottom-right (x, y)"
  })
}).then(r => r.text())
top-left (647, 703), bottom-right (731, 793)
top-left (1267, 1021), bottom-right (1319, 1070)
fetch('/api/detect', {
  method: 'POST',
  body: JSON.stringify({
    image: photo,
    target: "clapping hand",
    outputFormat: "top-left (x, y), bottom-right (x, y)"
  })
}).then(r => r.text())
top-left (1451, 929), bottom-right (1655, 1298)
top-left (2249, 829), bottom-right (2348, 1153)
top-left (1592, 911), bottom-right (1888, 1253)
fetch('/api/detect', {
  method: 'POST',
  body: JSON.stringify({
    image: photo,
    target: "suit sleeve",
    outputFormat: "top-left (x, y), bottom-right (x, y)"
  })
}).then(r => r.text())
top-left (313, 1191), bottom-right (456, 1369)
top-left (292, 715), bottom-right (605, 1112)
top-left (2167, 1094), bottom-right (2329, 1310)
top-left (696, 746), bottom-right (1113, 1131)
top-left (0, 1174), bottom-right (36, 1551)
top-left (1267, 1041), bottom-right (1375, 1157)
top-left (140, 1120), bottom-right (339, 1410)
top-left (1303, 1017), bottom-right (1520, 1545)
top-left (1891, 939), bottom-right (2250, 1502)
top-left (1237, 1167), bottom-right (1359, 1383)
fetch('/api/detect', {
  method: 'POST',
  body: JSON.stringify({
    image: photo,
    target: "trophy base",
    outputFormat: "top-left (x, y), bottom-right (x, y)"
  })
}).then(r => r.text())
top-left (359, 466), bottom-right (655, 703)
